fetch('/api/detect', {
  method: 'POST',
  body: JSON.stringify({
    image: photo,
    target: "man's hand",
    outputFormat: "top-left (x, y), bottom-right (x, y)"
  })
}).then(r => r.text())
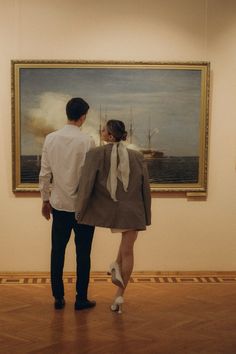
top-left (42, 201), bottom-right (52, 220)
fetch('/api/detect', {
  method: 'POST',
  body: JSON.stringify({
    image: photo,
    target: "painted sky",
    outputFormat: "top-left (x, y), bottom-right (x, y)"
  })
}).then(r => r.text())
top-left (20, 67), bottom-right (202, 155)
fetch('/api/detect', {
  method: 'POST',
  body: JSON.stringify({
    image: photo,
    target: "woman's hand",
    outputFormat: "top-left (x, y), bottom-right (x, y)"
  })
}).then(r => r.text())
top-left (75, 212), bottom-right (80, 222)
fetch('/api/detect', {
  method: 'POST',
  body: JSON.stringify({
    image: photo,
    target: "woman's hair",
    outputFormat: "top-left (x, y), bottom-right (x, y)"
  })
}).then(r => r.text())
top-left (106, 120), bottom-right (127, 142)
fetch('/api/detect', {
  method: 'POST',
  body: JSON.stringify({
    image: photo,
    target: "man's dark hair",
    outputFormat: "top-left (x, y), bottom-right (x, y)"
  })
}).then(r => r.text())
top-left (66, 97), bottom-right (89, 121)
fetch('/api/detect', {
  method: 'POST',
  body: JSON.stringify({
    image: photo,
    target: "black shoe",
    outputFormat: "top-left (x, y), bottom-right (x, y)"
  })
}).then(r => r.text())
top-left (54, 298), bottom-right (65, 309)
top-left (74, 299), bottom-right (96, 311)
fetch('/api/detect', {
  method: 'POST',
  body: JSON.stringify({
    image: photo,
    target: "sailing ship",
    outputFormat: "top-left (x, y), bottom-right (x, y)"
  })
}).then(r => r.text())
top-left (140, 116), bottom-right (164, 159)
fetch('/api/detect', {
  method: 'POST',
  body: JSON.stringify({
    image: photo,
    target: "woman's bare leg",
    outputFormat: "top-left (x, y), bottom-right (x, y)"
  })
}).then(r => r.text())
top-left (115, 230), bottom-right (138, 298)
top-left (115, 244), bottom-right (122, 268)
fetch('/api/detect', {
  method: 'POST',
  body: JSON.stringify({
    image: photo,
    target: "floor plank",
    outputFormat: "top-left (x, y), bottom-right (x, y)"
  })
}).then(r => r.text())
top-left (1, 279), bottom-right (236, 353)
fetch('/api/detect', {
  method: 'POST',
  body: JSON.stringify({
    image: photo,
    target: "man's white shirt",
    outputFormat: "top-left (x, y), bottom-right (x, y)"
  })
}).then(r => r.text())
top-left (39, 124), bottom-right (95, 212)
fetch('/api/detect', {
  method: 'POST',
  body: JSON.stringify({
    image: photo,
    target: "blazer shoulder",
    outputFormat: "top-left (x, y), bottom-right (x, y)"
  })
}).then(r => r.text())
top-left (86, 145), bottom-right (105, 158)
top-left (127, 148), bottom-right (144, 160)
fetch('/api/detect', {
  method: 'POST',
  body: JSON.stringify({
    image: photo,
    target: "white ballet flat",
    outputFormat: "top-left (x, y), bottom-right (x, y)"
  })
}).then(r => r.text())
top-left (110, 296), bottom-right (124, 314)
top-left (108, 262), bottom-right (125, 288)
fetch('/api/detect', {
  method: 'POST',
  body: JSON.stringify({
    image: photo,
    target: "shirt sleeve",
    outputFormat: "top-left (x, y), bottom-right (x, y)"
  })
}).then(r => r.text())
top-left (39, 137), bottom-right (52, 202)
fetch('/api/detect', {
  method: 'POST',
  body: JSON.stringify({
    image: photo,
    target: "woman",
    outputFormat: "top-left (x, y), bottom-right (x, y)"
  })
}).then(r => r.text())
top-left (75, 120), bottom-right (151, 313)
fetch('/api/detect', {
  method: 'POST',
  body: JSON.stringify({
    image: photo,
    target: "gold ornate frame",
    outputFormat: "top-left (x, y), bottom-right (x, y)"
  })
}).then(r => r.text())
top-left (11, 60), bottom-right (210, 195)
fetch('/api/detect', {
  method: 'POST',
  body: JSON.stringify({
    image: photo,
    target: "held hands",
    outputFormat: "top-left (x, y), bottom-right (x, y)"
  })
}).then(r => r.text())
top-left (42, 201), bottom-right (52, 220)
top-left (75, 212), bottom-right (80, 222)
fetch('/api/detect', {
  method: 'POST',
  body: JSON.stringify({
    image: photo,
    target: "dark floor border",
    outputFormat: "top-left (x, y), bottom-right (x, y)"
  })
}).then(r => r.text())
top-left (1, 272), bottom-right (236, 284)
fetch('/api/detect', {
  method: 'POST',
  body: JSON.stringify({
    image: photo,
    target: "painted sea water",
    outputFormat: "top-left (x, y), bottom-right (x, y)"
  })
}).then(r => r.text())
top-left (21, 155), bottom-right (199, 184)
top-left (146, 156), bottom-right (199, 184)
top-left (21, 156), bottom-right (41, 183)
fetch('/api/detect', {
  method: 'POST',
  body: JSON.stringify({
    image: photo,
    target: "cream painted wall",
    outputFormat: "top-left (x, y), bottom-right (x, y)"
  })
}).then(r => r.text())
top-left (0, 0), bottom-right (235, 272)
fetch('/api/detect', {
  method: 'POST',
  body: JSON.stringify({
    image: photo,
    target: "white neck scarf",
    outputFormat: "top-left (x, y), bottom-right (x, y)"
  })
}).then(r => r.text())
top-left (106, 142), bottom-right (130, 202)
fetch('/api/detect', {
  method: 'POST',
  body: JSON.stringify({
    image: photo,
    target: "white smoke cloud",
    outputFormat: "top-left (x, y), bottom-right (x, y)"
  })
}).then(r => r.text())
top-left (22, 92), bottom-right (102, 154)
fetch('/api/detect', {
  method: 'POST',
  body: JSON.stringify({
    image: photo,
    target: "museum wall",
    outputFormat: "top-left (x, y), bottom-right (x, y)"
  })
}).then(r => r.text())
top-left (0, 0), bottom-right (236, 272)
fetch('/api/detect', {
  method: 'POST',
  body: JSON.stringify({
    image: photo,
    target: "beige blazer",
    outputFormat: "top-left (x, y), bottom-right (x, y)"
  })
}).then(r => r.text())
top-left (75, 143), bottom-right (151, 230)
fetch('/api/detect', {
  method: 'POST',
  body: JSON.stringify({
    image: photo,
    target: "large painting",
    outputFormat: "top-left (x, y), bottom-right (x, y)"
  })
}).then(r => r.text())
top-left (11, 61), bottom-right (210, 194)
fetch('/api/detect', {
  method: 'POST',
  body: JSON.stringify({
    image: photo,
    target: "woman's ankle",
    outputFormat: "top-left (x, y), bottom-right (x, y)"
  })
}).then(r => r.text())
top-left (115, 289), bottom-right (124, 298)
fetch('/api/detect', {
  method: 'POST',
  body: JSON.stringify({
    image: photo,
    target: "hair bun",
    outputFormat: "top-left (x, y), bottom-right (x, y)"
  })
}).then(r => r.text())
top-left (122, 131), bottom-right (127, 141)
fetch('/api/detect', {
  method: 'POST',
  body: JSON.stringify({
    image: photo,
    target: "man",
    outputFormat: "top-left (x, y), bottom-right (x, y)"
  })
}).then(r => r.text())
top-left (39, 97), bottom-right (96, 311)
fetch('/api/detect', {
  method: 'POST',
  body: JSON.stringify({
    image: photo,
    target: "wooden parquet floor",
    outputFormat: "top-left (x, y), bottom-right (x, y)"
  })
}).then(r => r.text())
top-left (1, 273), bottom-right (236, 354)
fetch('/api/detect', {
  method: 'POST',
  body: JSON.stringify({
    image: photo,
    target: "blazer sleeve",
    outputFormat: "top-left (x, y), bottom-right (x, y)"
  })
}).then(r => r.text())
top-left (75, 149), bottom-right (99, 218)
top-left (142, 160), bottom-right (152, 225)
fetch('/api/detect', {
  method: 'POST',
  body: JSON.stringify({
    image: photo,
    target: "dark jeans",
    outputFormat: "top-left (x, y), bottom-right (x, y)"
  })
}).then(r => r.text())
top-left (51, 208), bottom-right (95, 301)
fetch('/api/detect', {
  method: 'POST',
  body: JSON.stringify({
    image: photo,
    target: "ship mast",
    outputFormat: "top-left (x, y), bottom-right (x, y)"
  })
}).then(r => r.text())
top-left (129, 107), bottom-right (134, 144)
top-left (99, 105), bottom-right (102, 146)
top-left (104, 107), bottom-right (107, 124)
top-left (148, 116), bottom-right (151, 150)
top-left (148, 115), bottom-right (159, 150)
